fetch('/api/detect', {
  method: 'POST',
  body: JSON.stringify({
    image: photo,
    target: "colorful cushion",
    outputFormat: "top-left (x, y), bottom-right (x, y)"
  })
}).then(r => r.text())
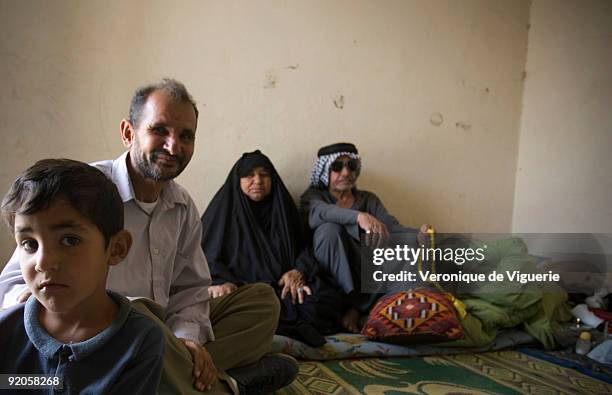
top-left (361, 289), bottom-right (464, 344)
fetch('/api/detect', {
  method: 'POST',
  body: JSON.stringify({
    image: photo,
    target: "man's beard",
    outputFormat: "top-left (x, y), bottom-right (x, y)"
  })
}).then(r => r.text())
top-left (134, 145), bottom-right (187, 181)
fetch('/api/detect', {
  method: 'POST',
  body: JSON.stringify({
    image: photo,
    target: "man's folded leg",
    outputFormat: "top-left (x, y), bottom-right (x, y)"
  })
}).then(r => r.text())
top-left (131, 285), bottom-right (297, 395)
top-left (131, 298), bottom-right (234, 395)
top-left (205, 283), bottom-right (279, 369)
top-left (206, 283), bottom-right (298, 394)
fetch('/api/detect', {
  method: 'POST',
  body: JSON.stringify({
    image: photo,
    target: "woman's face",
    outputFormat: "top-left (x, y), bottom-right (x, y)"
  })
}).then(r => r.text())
top-left (240, 166), bottom-right (272, 202)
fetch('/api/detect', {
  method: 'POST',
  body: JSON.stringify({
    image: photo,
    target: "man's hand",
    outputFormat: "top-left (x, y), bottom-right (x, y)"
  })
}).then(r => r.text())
top-left (208, 282), bottom-right (237, 299)
top-left (180, 338), bottom-right (217, 392)
top-left (17, 290), bottom-right (32, 303)
top-left (357, 212), bottom-right (389, 248)
top-left (417, 224), bottom-right (433, 247)
top-left (278, 269), bottom-right (312, 304)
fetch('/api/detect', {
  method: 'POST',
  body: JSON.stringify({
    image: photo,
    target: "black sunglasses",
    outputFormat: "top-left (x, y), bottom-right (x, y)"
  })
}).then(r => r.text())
top-left (330, 159), bottom-right (359, 172)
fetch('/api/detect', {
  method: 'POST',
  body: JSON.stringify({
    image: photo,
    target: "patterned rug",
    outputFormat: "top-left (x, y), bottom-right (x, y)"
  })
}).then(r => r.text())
top-left (518, 347), bottom-right (612, 384)
top-left (277, 351), bottom-right (612, 394)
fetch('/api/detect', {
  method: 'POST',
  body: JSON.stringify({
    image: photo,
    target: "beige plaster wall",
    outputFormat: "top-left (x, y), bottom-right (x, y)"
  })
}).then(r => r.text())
top-left (513, 0), bottom-right (612, 233)
top-left (0, 0), bottom-right (530, 264)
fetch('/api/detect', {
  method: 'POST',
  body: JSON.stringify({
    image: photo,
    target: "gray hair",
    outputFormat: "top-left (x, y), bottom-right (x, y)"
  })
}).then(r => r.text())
top-left (128, 78), bottom-right (199, 127)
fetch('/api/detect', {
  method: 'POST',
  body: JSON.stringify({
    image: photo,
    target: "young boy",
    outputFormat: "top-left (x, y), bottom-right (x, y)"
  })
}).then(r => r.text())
top-left (0, 159), bottom-right (164, 394)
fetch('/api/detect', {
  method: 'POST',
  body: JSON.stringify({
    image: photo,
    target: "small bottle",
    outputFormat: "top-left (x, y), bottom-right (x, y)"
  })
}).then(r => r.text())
top-left (575, 331), bottom-right (592, 355)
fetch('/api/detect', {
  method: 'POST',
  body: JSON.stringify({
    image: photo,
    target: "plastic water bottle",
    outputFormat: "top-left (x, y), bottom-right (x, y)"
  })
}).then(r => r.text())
top-left (575, 331), bottom-right (592, 355)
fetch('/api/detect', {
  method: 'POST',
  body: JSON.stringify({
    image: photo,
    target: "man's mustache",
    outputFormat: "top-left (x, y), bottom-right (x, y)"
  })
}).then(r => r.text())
top-left (151, 149), bottom-right (185, 165)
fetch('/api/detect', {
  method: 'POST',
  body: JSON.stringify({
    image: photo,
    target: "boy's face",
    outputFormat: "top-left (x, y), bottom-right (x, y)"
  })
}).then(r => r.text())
top-left (14, 199), bottom-right (117, 314)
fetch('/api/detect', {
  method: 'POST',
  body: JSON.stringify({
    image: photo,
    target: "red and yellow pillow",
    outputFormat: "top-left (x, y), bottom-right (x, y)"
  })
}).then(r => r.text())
top-left (361, 288), bottom-right (464, 344)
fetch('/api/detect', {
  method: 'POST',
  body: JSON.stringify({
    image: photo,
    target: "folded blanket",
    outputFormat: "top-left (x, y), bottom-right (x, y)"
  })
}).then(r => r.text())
top-left (438, 237), bottom-right (572, 349)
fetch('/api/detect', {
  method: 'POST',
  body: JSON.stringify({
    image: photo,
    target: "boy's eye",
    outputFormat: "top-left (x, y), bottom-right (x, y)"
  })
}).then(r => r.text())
top-left (60, 236), bottom-right (81, 247)
top-left (21, 239), bottom-right (38, 253)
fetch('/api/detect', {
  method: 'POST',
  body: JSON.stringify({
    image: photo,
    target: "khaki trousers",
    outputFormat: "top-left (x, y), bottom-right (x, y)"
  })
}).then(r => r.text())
top-left (132, 283), bottom-right (280, 395)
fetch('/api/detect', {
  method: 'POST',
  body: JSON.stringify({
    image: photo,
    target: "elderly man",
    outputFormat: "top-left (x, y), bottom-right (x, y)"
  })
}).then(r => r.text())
top-left (300, 142), bottom-right (428, 333)
top-left (0, 79), bottom-right (296, 394)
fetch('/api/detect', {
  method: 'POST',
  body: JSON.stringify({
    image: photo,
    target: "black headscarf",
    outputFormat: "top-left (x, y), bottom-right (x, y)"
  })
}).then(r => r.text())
top-left (201, 150), bottom-right (313, 286)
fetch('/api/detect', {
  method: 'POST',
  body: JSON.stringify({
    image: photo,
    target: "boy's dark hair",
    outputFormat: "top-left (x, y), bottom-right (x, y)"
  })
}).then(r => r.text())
top-left (128, 78), bottom-right (199, 128)
top-left (1, 159), bottom-right (124, 247)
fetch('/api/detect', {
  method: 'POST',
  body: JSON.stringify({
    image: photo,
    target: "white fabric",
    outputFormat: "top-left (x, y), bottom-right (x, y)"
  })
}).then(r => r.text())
top-left (587, 339), bottom-right (612, 364)
top-left (571, 304), bottom-right (604, 328)
top-left (135, 198), bottom-right (158, 215)
top-left (0, 249), bottom-right (26, 309)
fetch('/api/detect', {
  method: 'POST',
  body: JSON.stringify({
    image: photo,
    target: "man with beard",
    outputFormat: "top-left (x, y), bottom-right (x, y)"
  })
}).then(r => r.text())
top-left (0, 79), bottom-right (297, 394)
top-left (300, 142), bottom-right (428, 333)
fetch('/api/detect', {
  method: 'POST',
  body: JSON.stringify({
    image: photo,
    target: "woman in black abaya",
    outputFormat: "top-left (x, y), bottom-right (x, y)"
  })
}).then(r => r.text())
top-left (201, 150), bottom-right (341, 346)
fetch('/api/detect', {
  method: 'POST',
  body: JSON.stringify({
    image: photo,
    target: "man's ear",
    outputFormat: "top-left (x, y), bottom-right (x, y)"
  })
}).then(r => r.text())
top-left (120, 119), bottom-right (135, 149)
top-left (108, 230), bottom-right (132, 266)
